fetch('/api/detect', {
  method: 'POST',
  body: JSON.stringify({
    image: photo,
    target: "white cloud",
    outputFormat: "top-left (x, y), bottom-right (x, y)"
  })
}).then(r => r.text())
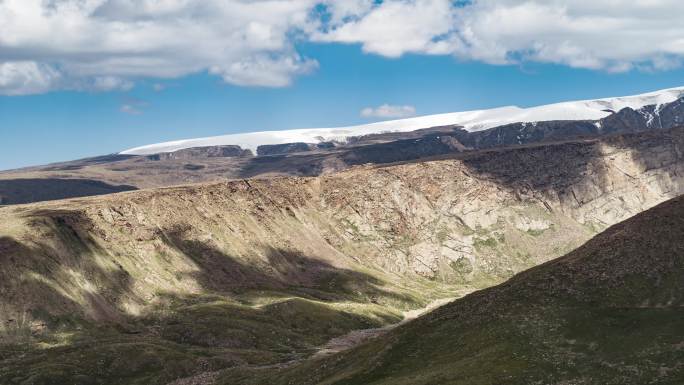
top-left (361, 104), bottom-right (417, 119)
top-left (2, 0), bottom-right (684, 95)
top-left (210, 54), bottom-right (319, 87)
top-left (120, 97), bottom-right (149, 115)
top-left (120, 104), bottom-right (143, 115)
top-left (316, 0), bottom-right (456, 58)
top-left (0, 0), bottom-right (321, 94)
top-left (321, 0), bottom-right (375, 25)
top-left (0, 62), bottom-right (62, 96)
top-left (318, 0), bottom-right (684, 72)
top-left (446, 0), bottom-right (684, 71)
top-left (92, 76), bottom-right (134, 92)
top-left (0, 61), bottom-right (135, 95)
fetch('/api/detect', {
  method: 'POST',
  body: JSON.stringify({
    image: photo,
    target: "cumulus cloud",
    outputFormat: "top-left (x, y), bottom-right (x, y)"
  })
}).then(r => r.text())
top-left (0, 62), bottom-right (62, 96)
top-left (2, 0), bottom-right (684, 95)
top-left (316, 0), bottom-right (456, 57)
top-left (319, 0), bottom-right (684, 71)
top-left (361, 104), bottom-right (417, 119)
top-left (209, 54), bottom-right (319, 87)
top-left (0, 0), bottom-right (321, 95)
top-left (446, 0), bottom-right (684, 72)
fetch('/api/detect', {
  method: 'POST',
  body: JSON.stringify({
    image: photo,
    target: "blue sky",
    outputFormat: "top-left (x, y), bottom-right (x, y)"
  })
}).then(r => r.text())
top-left (2, 1), bottom-right (684, 170)
top-left (3, 42), bottom-right (684, 170)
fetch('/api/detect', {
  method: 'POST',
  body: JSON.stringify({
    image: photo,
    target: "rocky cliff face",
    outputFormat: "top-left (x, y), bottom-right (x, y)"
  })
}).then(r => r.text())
top-left (447, 97), bottom-right (684, 150)
top-left (601, 97), bottom-right (684, 132)
top-left (250, 96), bottom-right (684, 162)
top-left (2, 128), bottom-right (683, 325)
top-left (256, 142), bottom-right (318, 156)
top-left (0, 178), bottom-right (138, 205)
top-left (146, 145), bottom-right (252, 160)
top-left (321, 128), bottom-right (684, 280)
top-left (156, 96), bottom-right (684, 162)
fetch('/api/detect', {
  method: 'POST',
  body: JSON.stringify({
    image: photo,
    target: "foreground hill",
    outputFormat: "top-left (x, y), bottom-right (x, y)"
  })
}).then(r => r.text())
top-left (1, 127), bottom-right (684, 383)
top-left (236, 192), bottom-right (684, 385)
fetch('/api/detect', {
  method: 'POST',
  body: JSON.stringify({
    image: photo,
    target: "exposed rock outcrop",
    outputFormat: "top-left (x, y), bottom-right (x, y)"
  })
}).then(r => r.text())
top-left (147, 145), bottom-right (252, 160)
top-left (257, 142), bottom-right (317, 156)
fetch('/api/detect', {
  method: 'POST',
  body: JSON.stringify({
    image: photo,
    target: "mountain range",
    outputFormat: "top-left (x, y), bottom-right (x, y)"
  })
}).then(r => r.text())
top-left (1, 87), bottom-right (684, 384)
top-left (3, 87), bottom-right (684, 207)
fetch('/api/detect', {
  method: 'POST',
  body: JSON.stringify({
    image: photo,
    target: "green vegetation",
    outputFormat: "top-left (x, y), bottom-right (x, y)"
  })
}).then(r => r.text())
top-left (225, 196), bottom-right (684, 385)
top-left (526, 228), bottom-right (546, 236)
top-left (0, 203), bottom-right (454, 385)
top-left (473, 236), bottom-right (497, 250)
top-left (242, 305), bottom-right (684, 385)
top-left (0, 278), bottom-right (433, 385)
top-left (448, 258), bottom-right (473, 281)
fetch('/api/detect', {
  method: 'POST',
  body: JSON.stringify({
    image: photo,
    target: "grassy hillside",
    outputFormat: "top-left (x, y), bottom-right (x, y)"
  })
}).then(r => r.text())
top-left (240, 195), bottom-right (684, 385)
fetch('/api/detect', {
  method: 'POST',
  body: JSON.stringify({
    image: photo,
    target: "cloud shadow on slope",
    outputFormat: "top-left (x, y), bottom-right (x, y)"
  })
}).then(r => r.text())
top-left (0, 178), bottom-right (137, 205)
top-left (0, 209), bottom-right (415, 384)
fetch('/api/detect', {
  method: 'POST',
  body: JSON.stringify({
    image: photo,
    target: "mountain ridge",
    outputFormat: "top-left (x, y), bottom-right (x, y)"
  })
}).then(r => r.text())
top-left (4, 87), bottom-right (684, 207)
top-left (121, 86), bottom-right (684, 156)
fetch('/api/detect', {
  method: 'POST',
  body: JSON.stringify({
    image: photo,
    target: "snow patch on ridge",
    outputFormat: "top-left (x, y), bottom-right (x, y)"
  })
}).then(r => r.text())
top-left (121, 86), bottom-right (684, 156)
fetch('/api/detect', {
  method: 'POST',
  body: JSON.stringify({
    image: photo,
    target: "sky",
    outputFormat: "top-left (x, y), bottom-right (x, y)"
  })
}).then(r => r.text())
top-left (2, 0), bottom-right (684, 170)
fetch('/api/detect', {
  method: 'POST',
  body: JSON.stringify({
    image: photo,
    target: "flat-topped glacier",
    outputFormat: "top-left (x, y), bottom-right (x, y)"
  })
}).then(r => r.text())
top-left (121, 86), bottom-right (684, 156)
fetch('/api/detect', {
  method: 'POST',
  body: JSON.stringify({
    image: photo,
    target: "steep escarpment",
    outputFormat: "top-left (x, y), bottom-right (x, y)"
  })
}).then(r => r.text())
top-left (146, 145), bottom-right (252, 160)
top-left (0, 178), bottom-right (138, 205)
top-left (250, 193), bottom-right (684, 385)
top-left (1, 128), bottom-right (684, 383)
top-left (320, 128), bottom-right (684, 280)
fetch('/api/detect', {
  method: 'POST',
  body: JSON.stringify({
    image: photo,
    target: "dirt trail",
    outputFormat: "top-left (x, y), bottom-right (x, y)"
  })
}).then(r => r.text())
top-left (313, 297), bottom-right (457, 358)
top-left (164, 297), bottom-right (460, 385)
top-left (166, 371), bottom-right (220, 385)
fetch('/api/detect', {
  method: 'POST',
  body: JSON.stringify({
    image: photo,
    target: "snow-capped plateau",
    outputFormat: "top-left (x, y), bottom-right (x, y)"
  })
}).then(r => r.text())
top-left (121, 86), bottom-right (684, 156)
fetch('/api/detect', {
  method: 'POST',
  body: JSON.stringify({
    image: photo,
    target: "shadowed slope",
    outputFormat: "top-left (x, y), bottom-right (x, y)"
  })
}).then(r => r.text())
top-left (0, 179), bottom-right (137, 205)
